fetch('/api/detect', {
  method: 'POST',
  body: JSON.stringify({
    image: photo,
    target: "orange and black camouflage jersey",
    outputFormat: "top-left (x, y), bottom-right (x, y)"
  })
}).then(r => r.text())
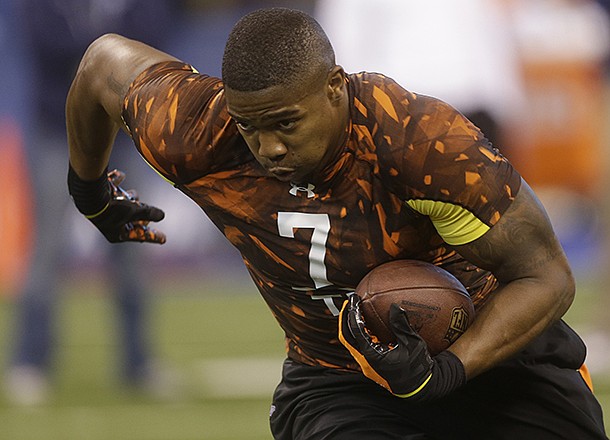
top-left (122, 62), bottom-right (521, 371)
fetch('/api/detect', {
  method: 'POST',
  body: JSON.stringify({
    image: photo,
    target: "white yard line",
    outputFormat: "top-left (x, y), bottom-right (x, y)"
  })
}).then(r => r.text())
top-left (193, 357), bottom-right (285, 398)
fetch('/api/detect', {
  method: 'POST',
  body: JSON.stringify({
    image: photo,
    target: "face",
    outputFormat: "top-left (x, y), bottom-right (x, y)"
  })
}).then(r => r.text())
top-left (225, 67), bottom-right (348, 184)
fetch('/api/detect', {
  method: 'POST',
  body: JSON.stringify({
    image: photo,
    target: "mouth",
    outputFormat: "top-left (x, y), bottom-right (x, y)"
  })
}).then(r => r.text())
top-left (268, 166), bottom-right (297, 180)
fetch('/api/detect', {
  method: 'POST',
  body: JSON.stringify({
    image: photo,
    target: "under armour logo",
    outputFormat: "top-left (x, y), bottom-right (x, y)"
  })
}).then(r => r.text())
top-left (289, 182), bottom-right (316, 198)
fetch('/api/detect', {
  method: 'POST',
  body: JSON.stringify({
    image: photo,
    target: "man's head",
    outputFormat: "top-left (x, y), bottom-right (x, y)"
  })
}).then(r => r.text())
top-left (222, 7), bottom-right (335, 92)
top-left (222, 8), bottom-right (349, 185)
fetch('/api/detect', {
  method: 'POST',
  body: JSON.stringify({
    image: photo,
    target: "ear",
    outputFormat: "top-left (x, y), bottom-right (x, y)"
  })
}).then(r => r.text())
top-left (327, 65), bottom-right (347, 103)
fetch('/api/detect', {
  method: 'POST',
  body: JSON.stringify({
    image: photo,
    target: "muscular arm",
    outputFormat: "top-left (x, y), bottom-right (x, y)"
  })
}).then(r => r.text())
top-left (66, 33), bottom-right (179, 179)
top-left (450, 179), bottom-right (575, 378)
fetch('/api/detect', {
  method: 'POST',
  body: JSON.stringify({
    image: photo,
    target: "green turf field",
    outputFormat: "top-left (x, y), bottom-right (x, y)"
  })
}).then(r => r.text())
top-left (0, 274), bottom-right (607, 439)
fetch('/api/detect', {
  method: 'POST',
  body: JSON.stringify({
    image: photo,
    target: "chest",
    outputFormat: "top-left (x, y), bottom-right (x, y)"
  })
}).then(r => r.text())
top-left (182, 159), bottom-right (440, 291)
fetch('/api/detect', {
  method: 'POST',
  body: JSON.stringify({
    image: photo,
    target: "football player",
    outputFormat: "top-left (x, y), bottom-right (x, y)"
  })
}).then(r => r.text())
top-left (66, 8), bottom-right (607, 439)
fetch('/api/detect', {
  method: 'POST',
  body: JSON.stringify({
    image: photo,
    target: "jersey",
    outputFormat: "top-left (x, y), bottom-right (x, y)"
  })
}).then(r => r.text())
top-left (121, 61), bottom-right (522, 371)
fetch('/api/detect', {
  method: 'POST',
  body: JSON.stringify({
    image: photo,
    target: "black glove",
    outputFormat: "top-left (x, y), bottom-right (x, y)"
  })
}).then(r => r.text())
top-left (339, 295), bottom-right (466, 402)
top-left (68, 165), bottom-right (166, 244)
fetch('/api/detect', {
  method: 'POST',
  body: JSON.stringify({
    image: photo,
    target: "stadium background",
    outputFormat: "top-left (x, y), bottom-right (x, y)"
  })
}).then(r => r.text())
top-left (0, 0), bottom-right (609, 438)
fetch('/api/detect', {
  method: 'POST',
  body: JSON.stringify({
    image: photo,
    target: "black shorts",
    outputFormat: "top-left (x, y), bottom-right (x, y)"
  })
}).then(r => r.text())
top-left (269, 320), bottom-right (607, 440)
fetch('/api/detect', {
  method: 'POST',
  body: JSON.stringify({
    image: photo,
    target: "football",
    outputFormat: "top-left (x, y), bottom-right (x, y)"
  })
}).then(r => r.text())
top-left (356, 260), bottom-right (475, 355)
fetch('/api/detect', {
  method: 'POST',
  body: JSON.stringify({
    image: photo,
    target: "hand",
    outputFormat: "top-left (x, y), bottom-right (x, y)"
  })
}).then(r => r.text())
top-left (339, 295), bottom-right (466, 402)
top-left (68, 166), bottom-right (166, 244)
top-left (93, 169), bottom-right (166, 243)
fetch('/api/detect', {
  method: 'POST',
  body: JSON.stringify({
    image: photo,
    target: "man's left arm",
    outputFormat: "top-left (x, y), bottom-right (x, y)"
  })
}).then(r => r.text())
top-left (339, 177), bottom-right (574, 399)
top-left (449, 177), bottom-right (575, 379)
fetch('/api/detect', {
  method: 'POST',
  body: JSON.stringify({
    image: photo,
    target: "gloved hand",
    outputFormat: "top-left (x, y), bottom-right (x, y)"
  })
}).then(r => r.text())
top-left (68, 165), bottom-right (166, 244)
top-left (339, 295), bottom-right (466, 402)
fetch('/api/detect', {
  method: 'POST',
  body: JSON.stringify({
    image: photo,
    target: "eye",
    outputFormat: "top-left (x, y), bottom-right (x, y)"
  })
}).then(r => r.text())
top-left (277, 119), bottom-right (297, 131)
top-left (235, 121), bottom-right (255, 133)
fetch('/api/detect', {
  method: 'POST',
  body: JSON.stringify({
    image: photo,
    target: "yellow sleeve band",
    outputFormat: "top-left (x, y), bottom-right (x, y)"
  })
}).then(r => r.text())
top-left (406, 199), bottom-right (489, 246)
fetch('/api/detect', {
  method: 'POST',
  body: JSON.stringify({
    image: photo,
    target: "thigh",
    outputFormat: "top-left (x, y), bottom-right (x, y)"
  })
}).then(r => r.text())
top-left (416, 322), bottom-right (608, 439)
top-left (270, 360), bottom-right (432, 440)
top-left (271, 319), bottom-right (608, 440)
top-left (424, 363), bottom-right (607, 440)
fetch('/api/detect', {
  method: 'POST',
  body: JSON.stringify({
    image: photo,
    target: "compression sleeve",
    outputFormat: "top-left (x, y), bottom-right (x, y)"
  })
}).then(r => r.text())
top-left (406, 199), bottom-right (490, 245)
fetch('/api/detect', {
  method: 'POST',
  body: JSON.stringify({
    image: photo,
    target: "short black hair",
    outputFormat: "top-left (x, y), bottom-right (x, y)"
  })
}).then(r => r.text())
top-left (222, 8), bottom-right (335, 91)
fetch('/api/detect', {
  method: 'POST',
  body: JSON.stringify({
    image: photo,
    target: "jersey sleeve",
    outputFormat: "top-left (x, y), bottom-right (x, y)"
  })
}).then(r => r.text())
top-left (358, 74), bottom-right (522, 245)
top-left (121, 61), bottom-right (242, 185)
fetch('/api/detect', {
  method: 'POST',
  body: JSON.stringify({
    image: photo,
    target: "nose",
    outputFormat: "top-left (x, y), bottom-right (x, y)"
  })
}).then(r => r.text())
top-left (257, 131), bottom-right (287, 161)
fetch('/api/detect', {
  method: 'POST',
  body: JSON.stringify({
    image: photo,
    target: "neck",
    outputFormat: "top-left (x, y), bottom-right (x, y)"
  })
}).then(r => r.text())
top-left (308, 97), bottom-right (351, 186)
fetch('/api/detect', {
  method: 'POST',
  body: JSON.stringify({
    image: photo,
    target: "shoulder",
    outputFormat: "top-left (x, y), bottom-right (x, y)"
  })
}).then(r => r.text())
top-left (347, 73), bottom-right (521, 243)
top-left (347, 72), bottom-right (454, 121)
top-left (122, 61), bottom-right (246, 184)
top-left (347, 72), bottom-right (415, 122)
top-left (348, 72), bottom-right (478, 177)
top-left (347, 71), bottom-right (469, 152)
top-left (123, 61), bottom-right (223, 118)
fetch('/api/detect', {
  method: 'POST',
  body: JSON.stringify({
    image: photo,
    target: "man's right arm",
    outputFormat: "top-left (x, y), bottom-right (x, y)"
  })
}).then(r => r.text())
top-left (65, 34), bottom-right (178, 244)
top-left (66, 33), bottom-right (179, 179)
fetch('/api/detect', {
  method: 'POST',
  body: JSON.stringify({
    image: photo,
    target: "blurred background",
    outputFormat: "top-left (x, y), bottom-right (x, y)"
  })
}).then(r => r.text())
top-left (0, 0), bottom-right (609, 438)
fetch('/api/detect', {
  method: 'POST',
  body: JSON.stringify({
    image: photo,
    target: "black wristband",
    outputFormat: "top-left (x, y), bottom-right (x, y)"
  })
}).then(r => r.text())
top-left (430, 350), bottom-right (467, 396)
top-left (67, 164), bottom-right (111, 217)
